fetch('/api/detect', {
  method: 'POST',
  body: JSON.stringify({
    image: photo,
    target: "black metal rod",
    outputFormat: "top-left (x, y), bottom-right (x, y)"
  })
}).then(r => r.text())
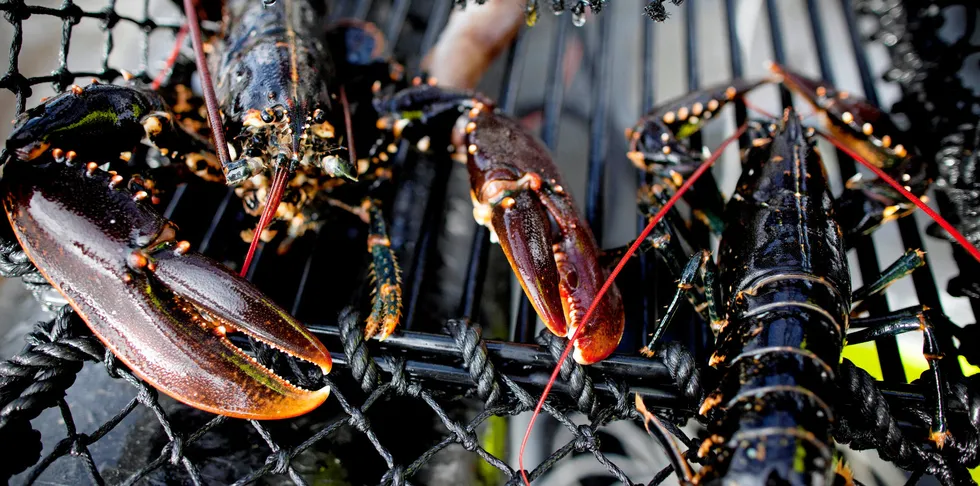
top-left (638, 5), bottom-right (657, 343)
top-left (586, 14), bottom-right (611, 241)
top-left (764, 0), bottom-right (793, 108)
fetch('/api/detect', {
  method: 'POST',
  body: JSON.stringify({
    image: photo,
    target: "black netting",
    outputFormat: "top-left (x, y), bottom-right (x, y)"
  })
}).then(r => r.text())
top-left (0, 0), bottom-right (978, 485)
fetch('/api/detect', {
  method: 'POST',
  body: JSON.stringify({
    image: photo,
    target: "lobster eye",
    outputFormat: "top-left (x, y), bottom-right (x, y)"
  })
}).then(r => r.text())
top-left (313, 108), bottom-right (327, 124)
top-left (261, 109), bottom-right (274, 123)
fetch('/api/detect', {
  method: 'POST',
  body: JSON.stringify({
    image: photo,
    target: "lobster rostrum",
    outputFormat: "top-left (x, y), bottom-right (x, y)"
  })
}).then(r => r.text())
top-left (373, 82), bottom-right (625, 365)
top-left (0, 146), bottom-right (333, 419)
top-left (634, 106), bottom-right (961, 485)
top-left (626, 62), bottom-right (933, 242)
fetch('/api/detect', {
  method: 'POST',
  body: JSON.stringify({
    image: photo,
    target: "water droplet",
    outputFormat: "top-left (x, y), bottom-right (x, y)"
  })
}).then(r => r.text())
top-left (572, 11), bottom-right (586, 26)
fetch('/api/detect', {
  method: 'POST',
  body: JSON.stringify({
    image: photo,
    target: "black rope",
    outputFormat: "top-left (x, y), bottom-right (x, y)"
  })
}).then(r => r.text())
top-left (444, 318), bottom-right (502, 406)
top-left (835, 359), bottom-right (962, 484)
top-left (536, 330), bottom-right (597, 416)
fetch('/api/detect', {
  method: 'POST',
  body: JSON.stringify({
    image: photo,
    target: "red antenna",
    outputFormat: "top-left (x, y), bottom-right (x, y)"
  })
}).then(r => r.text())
top-left (517, 123), bottom-right (748, 485)
top-left (151, 24), bottom-right (188, 91)
top-left (815, 129), bottom-right (980, 264)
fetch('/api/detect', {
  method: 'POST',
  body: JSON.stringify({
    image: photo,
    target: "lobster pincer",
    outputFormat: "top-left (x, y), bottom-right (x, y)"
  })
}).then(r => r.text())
top-left (375, 83), bottom-right (624, 364)
top-left (1, 150), bottom-right (333, 420)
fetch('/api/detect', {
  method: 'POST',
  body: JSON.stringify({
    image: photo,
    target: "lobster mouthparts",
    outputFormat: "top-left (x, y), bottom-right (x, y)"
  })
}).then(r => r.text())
top-left (2, 154), bottom-right (332, 420)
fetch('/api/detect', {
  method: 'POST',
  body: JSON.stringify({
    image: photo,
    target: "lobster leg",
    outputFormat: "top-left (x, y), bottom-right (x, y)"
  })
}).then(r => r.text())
top-left (848, 306), bottom-right (951, 448)
top-left (851, 249), bottom-right (926, 307)
top-left (363, 199), bottom-right (402, 340)
top-left (320, 196), bottom-right (403, 341)
top-left (640, 249), bottom-right (726, 358)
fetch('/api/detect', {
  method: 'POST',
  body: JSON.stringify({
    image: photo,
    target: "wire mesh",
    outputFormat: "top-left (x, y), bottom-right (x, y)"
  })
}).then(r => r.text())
top-left (0, 0), bottom-right (977, 485)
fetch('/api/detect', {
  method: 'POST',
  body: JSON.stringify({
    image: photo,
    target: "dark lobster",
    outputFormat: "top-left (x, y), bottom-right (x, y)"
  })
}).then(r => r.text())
top-left (372, 82), bottom-right (625, 365)
top-left (624, 68), bottom-right (976, 483)
top-left (0, 0), bottom-right (403, 418)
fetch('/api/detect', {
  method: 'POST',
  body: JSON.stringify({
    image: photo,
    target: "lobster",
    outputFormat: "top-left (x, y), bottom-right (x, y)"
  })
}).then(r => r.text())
top-left (617, 66), bottom-right (980, 484)
top-left (372, 82), bottom-right (625, 366)
top-left (0, 0), bottom-right (404, 419)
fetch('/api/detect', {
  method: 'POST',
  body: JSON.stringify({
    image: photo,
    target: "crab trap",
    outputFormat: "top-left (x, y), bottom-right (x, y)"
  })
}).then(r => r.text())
top-left (0, 0), bottom-right (979, 485)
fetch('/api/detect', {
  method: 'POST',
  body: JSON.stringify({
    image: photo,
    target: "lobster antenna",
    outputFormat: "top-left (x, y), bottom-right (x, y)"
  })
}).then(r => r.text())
top-left (183, 0), bottom-right (231, 169)
top-left (151, 24), bottom-right (188, 91)
top-left (813, 129), bottom-right (980, 264)
top-left (635, 394), bottom-right (695, 485)
top-left (340, 85), bottom-right (357, 170)
top-left (518, 123), bottom-right (749, 486)
top-left (240, 165), bottom-right (290, 276)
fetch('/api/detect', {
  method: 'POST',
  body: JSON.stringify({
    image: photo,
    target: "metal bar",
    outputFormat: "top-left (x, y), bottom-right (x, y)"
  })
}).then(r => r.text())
top-left (724, 0), bottom-right (750, 144)
top-left (586, 14), bottom-right (611, 241)
top-left (383, 0), bottom-right (411, 44)
top-left (297, 324), bottom-right (938, 414)
top-left (197, 188), bottom-right (235, 255)
top-left (830, 0), bottom-right (905, 383)
top-left (638, 5), bottom-right (657, 341)
top-left (838, 0), bottom-right (960, 379)
top-left (764, 0), bottom-right (793, 108)
top-left (353, 0), bottom-right (374, 21)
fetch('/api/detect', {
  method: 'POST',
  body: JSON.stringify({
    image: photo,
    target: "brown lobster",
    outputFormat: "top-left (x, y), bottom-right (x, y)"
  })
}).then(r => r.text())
top-left (373, 82), bottom-right (625, 365)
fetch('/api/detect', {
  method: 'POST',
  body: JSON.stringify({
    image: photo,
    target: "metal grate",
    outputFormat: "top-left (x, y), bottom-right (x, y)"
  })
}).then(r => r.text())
top-left (0, 0), bottom-right (978, 484)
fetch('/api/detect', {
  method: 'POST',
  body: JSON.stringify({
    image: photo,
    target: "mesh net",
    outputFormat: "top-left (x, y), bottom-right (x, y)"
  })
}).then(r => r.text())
top-left (0, 0), bottom-right (979, 485)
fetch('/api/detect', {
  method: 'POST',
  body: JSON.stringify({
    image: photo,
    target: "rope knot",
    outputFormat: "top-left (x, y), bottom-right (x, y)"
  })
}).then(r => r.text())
top-left (70, 433), bottom-right (89, 456)
top-left (574, 425), bottom-right (599, 452)
top-left (389, 465), bottom-right (405, 486)
top-left (459, 429), bottom-right (479, 451)
top-left (168, 436), bottom-right (184, 465)
top-left (388, 358), bottom-right (419, 397)
top-left (267, 448), bottom-right (291, 475)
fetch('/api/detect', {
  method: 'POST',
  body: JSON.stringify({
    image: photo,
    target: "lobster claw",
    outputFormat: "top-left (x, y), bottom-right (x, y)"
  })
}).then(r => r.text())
top-left (464, 112), bottom-right (624, 365)
top-left (2, 154), bottom-right (332, 419)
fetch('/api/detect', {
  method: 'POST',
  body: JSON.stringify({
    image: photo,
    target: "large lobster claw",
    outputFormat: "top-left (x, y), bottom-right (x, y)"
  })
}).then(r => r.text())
top-left (455, 105), bottom-right (625, 365)
top-left (2, 153), bottom-right (332, 419)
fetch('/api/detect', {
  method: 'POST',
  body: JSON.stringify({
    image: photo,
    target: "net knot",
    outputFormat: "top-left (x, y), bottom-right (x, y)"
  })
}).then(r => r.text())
top-left (388, 465), bottom-right (405, 486)
top-left (388, 358), bottom-right (420, 397)
top-left (574, 425), bottom-right (599, 452)
top-left (457, 428), bottom-right (479, 452)
top-left (266, 448), bottom-right (292, 475)
top-left (167, 436), bottom-right (184, 465)
top-left (70, 433), bottom-right (89, 456)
